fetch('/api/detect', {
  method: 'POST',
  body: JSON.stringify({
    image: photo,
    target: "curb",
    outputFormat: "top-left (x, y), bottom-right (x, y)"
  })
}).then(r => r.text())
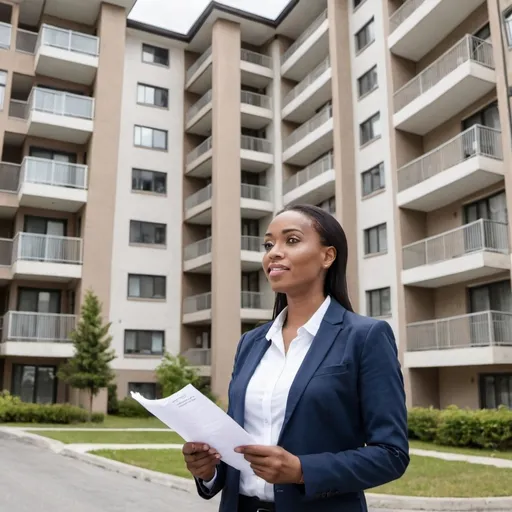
top-left (2, 428), bottom-right (512, 510)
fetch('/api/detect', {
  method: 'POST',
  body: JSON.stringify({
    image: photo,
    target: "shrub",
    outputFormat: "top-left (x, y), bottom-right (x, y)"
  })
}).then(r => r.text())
top-left (408, 407), bottom-right (440, 442)
top-left (116, 397), bottom-right (151, 418)
top-left (107, 384), bottom-right (119, 415)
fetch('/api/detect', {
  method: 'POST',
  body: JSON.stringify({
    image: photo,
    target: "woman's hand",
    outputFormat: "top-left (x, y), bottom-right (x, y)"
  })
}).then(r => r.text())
top-left (182, 442), bottom-right (221, 481)
top-left (235, 445), bottom-right (303, 484)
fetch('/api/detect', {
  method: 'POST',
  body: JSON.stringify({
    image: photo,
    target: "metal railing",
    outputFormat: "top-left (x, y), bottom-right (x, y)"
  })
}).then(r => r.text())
top-left (182, 348), bottom-right (211, 366)
top-left (38, 24), bottom-right (99, 56)
top-left (283, 104), bottom-right (333, 150)
top-left (281, 9), bottom-right (328, 64)
top-left (29, 87), bottom-right (95, 119)
top-left (0, 162), bottom-right (21, 192)
top-left (0, 238), bottom-right (13, 266)
top-left (186, 46), bottom-right (212, 83)
top-left (13, 233), bottom-right (83, 265)
top-left (184, 237), bottom-right (212, 260)
top-left (9, 99), bottom-right (29, 120)
top-left (406, 311), bottom-right (512, 351)
top-left (241, 183), bottom-right (271, 201)
top-left (0, 21), bottom-right (11, 49)
top-left (283, 57), bottom-right (331, 107)
top-left (241, 135), bottom-right (272, 153)
top-left (402, 219), bottom-right (509, 270)
top-left (183, 292), bottom-right (212, 314)
top-left (241, 235), bottom-right (264, 252)
top-left (389, 0), bottom-right (427, 33)
top-left (186, 89), bottom-right (212, 123)
top-left (241, 90), bottom-right (271, 109)
top-left (185, 184), bottom-right (212, 210)
top-left (15, 28), bottom-right (37, 53)
top-left (22, 156), bottom-right (88, 189)
top-left (283, 152), bottom-right (334, 194)
top-left (397, 125), bottom-right (503, 192)
top-left (2, 311), bottom-right (76, 342)
top-left (394, 35), bottom-right (495, 113)
top-left (241, 291), bottom-right (270, 309)
top-left (241, 48), bottom-right (272, 68)
top-left (187, 137), bottom-right (213, 165)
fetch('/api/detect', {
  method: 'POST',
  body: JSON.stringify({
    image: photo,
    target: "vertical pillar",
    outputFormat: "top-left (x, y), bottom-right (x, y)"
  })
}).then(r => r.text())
top-left (210, 20), bottom-right (242, 403)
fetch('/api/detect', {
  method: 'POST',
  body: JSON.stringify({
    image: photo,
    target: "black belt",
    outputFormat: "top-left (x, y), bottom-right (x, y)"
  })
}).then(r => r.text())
top-left (238, 494), bottom-right (276, 512)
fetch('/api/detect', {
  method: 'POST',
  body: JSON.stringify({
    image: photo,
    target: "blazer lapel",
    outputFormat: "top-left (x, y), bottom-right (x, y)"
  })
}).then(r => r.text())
top-left (278, 300), bottom-right (346, 443)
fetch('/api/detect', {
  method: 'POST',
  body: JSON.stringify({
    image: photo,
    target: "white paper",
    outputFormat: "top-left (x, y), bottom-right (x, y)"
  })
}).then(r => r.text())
top-left (130, 384), bottom-right (255, 474)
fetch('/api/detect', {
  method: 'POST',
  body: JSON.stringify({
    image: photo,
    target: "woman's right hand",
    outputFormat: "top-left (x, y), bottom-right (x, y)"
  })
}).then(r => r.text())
top-left (182, 442), bottom-right (221, 481)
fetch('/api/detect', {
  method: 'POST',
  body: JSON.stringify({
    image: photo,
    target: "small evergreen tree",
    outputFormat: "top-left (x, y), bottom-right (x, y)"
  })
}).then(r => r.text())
top-left (58, 289), bottom-right (115, 420)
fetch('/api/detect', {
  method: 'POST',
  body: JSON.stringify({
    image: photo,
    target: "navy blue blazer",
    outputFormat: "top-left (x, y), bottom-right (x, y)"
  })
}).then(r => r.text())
top-left (196, 298), bottom-right (409, 511)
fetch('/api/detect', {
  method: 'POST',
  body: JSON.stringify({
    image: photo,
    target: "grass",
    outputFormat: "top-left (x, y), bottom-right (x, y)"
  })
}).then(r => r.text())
top-left (0, 416), bottom-right (166, 429)
top-left (410, 440), bottom-right (512, 461)
top-left (36, 430), bottom-right (184, 444)
top-left (92, 450), bottom-right (512, 498)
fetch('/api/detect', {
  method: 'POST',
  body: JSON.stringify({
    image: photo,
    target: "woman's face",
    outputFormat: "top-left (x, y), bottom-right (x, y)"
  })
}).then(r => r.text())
top-left (262, 210), bottom-right (336, 296)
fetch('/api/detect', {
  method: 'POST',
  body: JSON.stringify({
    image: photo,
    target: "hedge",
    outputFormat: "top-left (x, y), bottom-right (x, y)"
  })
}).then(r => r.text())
top-left (408, 405), bottom-right (512, 451)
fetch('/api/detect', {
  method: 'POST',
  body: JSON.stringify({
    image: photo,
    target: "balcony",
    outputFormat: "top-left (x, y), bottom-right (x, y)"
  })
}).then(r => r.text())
top-left (404, 311), bottom-right (512, 368)
top-left (0, 311), bottom-right (76, 358)
top-left (402, 219), bottom-right (509, 288)
top-left (281, 9), bottom-right (329, 81)
top-left (184, 185), bottom-right (212, 225)
top-left (393, 35), bottom-right (496, 135)
top-left (283, 104), bottom-right (333, 166)
top-left (282, 57), bottom-right (332, 124)
top-left (35, 25), bottom-right (99, 85)
top-left (0, 163), bottom-right (20, 217)
top-left (240, 135), bottom-right (273, 171)
top-left (240, 49), bottom-right (273, 89)
top-left (398, 125), bottom-right (504, 211)
top-left (185, 46), bottom-right (212, 94)
top-left (0, 21), bottom-right (11, 49)
top-left (185, 137), bottom-right (213, 178)
top-left (241, 91), bottom-right (272, 130)
top-left (283, 152), bottom-right (335, 206)
top-left (241, 184), bottom-right (273, 218)
top-left (11, 88), bottom-right (94, 144)
top-left (389, 0), bottom-right (486, 62)
top-left (185, 90), bottom-right (212, 136)
top-left (183, 236), bottom-right (264, 273)
top-left (241, 291), bottom-right (273, 322)
top-left (182, 292), bottom-right (212, 325)
top-left (182, 347), bottom-right (211, 377)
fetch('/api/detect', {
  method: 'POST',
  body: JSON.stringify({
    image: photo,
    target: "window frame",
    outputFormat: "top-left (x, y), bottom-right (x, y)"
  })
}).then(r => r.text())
top-left (136, 83), bottom-right (169, 109)
top-left (355, 18), bottom-right (375, 53)
top-left (479, 373), bottom-right (512, 408)
top-left (129, 220), bottom-right (167, 246)
top-left (366, 287), bottom-right (391, 317)
top-left (357, 65), bottom-right (378, 98)
top-left (133, 125), bottom-right (168, 151)
top-left (360, 112), bottom-right (381, 146)
top-left (128, 382), bottom-right (158, 399)
top-left (364, 223), bottom-right (387, 255)
top-left (362, 162), bottom-right (385, 197)
top-left (124, 329), bottom-right (165, 356)
top-left (131, 168), bottom-right (167, 195)
top-left (127, 274), bottom-right (167, 300)
top-left (141, 43), bottom-right (169, 67)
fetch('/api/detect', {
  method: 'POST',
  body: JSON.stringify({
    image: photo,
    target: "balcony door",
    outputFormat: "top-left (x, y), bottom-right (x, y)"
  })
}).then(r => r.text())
top-left (11, 364), bottom-right (57, 404)
top-left (461, 101), bottom-right (500, 158)
top-left (23, 216), bottom-right (66, 262)
top-left (29, 147), bottom-right (77, 187)
top-left (16, 288), bottom-right (61, 341)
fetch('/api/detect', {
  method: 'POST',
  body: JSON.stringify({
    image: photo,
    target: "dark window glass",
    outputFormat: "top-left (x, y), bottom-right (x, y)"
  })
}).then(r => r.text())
top-left (132, 169), bottom-right (166, 194)
top-left (366, 287), bottom-right (391, 317)
top-left (362, 162), bottom-right (385, 196)
top-left (142, 43), bottom-right (169, 66)
top-left (124, 330), bottom-right (164, 355)
top-left (128, 274), bottom-right (166, 299)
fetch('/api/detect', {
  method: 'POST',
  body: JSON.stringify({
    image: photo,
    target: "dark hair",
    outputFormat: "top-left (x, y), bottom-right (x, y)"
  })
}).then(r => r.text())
top-left (271, 204), bottom-right (354, 319)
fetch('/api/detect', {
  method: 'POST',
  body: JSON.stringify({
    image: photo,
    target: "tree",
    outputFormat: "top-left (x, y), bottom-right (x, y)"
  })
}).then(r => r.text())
top-left (58, 289), bottom-right (115, 420)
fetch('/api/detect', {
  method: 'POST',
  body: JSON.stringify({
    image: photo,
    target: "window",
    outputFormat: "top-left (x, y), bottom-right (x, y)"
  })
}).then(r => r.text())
top-left (124, 330), bottom-right (164, 355)
top-left (364, 223), bottom-right (387, 255)
top-left (11, 365), bottom-right (57, 404)
top-left (0, 70), bottom-right (6, 110)
top-left (132, 169), bottom-right (166, 194)
top-left (358, 65), bottom-right (377, 98)
top-left (137, 83), bottom-right (169, 108)
top-left (142, 43), bottom-right (169, 66)
top-left (242, 272), bottom-right (260, 292)
top-left (317, 196), bottom-right (336, 214)
top-left (360, 112), bottom-right (381, 145)
top-left (354, 0), bottom-right (365, 8)
top-left (362, 162), bottom-right (385, 196)
top-left (355, 18), bottom-right (375, 52)
top-left (366, 287), bottom-right (391, 317)
top-left (480, 373), bottom-right (512, 408)
top-left (128, 274), bottom-right (166, 299)
top-left (128, 382), bottom-right (157, 399)
top-left (242, 219), bottom-right (259, 237)
top-left (134, 125), bottom-right (168, 150)
top-left (505, 10), bottom-right (512, 47)
top-left (130, 220), bottom-right (166, 245)
top-left (462, 101), bottom-right (500, 131)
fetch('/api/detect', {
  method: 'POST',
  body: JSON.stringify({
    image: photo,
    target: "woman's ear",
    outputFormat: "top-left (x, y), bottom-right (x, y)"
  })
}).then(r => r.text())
top-left (323, 246), bottom-right (337, 269)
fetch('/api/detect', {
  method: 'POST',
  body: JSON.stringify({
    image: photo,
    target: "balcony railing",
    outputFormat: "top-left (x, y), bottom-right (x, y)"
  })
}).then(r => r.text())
top-left (241, 48), bottom-right (272, 69)
top-left (241, 135), bottom-right (272, 153)
top-left (22, 157), bottom-right (88, 189)
top-left (0, 238), bottom-right (12, 266)
top-left (16, 28), bottom-right (37, 53)
top-left (0, 21), bottom-right (11, 49)
top-left (186, 89), bottom-right (212, 123)
top-left (29, 87), bottom-right (95, 119)
top-left (183, 292), bottom-right (212, 314)
top-left (187, 137), bottom-right (213, 165)
top-left (241, 235), bottom-right (264, 252)
top-left (394, 35), bottom-right (495, 113)
top-left (283, 104), bottom-right (333, 150)
top-left (283, 152), bottom-right (334, 194)
top-left (38, 24), bottom-right (99, 56)
top-left (185, 184), bottom-right (212, 210)
top-left (182, 348), bottom-right (211, 366)
top-left (184, 237), bottom-right (212, 260)
top-left (241, 183), bottom-right (271, 202)
top-left (407, 311), bottom-right (512, 351)
top-left (397, 125), bottom-right (503, 192)
top-left (9, 99), bottom-right (29, 120)
top-left (2, 311), bottom-right (76, 342)
top-left (241, 291), bottom-right (269, 309)
top-left (241, 90), bottom-right (271, 109)
top-left (283, 57), bottom-right (331, 107)
top-left (281, 9), bottom-right (328, 64)
top-left (0, 162), bottom-right (20, 192)
top-left (13, 233), bottom-right (83, 265)
top-left (186, 46), bottom-right (212, 83)
top-left (402, 219), bottom-right (509, 270)
top-left (389, 0), bottom-right (427, 33)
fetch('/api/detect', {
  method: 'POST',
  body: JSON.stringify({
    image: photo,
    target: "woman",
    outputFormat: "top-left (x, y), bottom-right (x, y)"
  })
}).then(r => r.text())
top-left (182, 204), bottom-right (409, 512)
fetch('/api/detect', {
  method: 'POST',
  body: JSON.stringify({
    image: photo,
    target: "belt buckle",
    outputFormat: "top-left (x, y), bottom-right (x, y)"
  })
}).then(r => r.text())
top-left (256, 509), bottom-right (271, 512)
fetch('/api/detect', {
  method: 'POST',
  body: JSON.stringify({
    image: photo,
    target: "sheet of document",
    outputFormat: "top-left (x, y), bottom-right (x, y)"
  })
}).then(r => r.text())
top-left (131, 384), bottom-right (255, 474)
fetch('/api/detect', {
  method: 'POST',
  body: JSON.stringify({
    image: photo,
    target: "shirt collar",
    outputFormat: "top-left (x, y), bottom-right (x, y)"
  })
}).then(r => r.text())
top-left (265, 295), bottom-right (331, 341)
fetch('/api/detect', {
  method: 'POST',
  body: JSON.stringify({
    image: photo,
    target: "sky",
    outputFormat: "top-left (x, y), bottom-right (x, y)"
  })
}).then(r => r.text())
top-left (129, 0), bottom-right (291, 33)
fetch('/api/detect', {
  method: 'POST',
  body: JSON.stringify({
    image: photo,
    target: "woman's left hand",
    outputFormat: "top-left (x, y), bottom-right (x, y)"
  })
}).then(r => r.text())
top-left (235, 445), bottom-right (303, 484)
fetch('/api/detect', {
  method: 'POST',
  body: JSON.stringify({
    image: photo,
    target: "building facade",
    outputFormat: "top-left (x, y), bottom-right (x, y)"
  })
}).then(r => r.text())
top-left (0, 0), bottom-right (511, 410)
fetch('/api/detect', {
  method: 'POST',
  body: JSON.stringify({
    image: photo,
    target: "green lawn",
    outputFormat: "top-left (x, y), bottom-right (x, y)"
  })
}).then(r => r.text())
top-left (36, 430), bottom-right (184, 444)
top-left (92, 450), bottom-right (512, 498)
top-left (0, 416), bottom-right (166, 429)
top-left (410, 440), bottom-right (512, 461)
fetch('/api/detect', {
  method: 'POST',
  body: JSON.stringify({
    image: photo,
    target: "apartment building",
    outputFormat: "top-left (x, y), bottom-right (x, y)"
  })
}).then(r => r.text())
top-left (0, 0), bottom-right (511, 411)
